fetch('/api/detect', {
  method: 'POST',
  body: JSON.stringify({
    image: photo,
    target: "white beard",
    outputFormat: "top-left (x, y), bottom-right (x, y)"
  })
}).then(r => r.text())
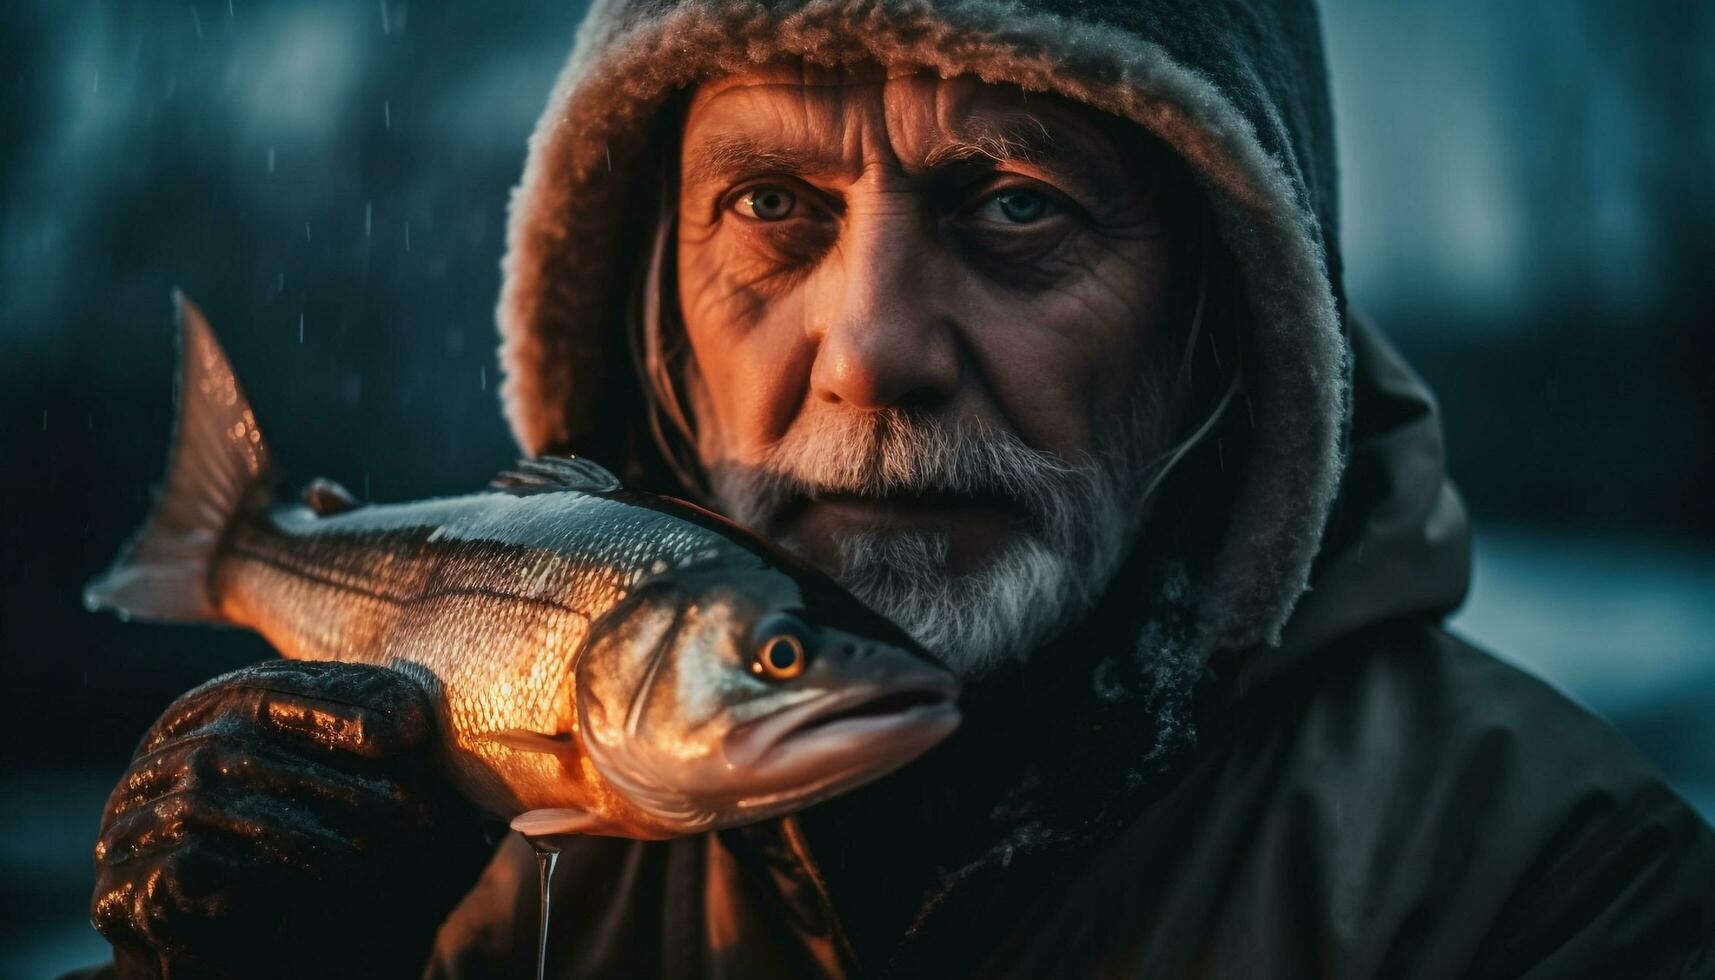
top-left (706, 386), bottom-right (1171, 676)
top-left (826, 528), bottom-right (1095, 675)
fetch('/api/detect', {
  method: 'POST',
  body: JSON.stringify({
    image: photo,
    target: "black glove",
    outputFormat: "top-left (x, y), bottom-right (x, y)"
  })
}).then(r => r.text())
top-left (91, 660), bottom-right (496, 980)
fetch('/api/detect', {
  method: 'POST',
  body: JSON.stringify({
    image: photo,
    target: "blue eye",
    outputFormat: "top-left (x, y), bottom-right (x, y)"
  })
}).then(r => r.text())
top-left (738, 186), bottom-right (797, 221)
top-left (979, 189), bottom-right (1054, 224)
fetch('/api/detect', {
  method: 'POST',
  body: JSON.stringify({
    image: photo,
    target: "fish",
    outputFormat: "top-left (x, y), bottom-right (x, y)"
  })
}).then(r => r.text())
top-left (84, 293), bottom-right (960, 842)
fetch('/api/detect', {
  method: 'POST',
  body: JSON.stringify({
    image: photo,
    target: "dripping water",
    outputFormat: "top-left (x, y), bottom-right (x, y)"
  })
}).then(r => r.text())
top-left (531, 838), bottom-right (561, 980)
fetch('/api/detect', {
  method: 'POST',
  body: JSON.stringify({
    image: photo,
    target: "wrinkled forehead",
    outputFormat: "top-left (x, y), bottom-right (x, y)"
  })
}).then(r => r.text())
top-left (680, 59), bottom-right (1139, 196)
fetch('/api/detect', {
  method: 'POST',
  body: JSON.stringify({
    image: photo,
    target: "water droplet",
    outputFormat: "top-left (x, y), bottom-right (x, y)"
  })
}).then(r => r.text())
top-left (383, 99), bottom-right (391, 129)
top-left (267, 145), bottom-right (276, 174)
top-left (365, 201), bottom-right (373, 237)
top-left (298, 312), bottom-right (305, 343)
top-left (533, 842), bottom-right (560, 980)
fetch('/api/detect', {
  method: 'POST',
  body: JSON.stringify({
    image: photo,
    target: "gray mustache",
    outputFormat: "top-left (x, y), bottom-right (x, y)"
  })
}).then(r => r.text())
top-left (709, 409), bottom-right (1096, 531)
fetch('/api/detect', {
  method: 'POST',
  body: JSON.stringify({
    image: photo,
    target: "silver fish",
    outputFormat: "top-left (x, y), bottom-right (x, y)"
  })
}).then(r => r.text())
top-left (85, 294), bottom-right (959, 841)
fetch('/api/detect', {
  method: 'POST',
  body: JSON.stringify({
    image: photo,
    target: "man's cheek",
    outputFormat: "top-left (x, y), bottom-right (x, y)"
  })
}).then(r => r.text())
top-left (688, 316), bottom-right (817, 457)
top-left (680, 243), bottom-right (772, 335)
top-left (954, 303), bottom-right (1108, 456)
top-left (730, 356), bottom-right (812, 453)
top-left (1008, 262), bottom-right (1158, 439)
top-left (692, 221), bottom-right (834, 317)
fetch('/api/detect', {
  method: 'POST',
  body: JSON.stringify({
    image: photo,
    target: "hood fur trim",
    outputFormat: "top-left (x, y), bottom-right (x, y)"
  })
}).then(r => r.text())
top-left (497, 0), bottom-right (1350, 653)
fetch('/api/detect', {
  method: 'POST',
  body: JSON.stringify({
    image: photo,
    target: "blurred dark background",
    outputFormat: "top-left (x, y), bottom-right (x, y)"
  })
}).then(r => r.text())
top-left (2, 0), bottom-right (1711, 973)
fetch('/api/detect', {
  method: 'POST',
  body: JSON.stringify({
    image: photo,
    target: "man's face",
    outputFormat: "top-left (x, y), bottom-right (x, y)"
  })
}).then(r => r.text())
top-left (675, 62), bottom-right (1183, 672)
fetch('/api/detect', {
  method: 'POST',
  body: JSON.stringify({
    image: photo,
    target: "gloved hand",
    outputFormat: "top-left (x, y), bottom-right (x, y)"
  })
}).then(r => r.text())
top-left (91, 660), bottom-right (496, 980)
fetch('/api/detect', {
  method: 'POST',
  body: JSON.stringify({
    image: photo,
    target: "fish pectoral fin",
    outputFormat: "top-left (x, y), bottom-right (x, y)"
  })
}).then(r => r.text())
top-left (510, 807), bottom-right (612, 838)
top-left (479, 728), bottom-right (576, 757)
top-left (490, 455), bottom-right (622, 496)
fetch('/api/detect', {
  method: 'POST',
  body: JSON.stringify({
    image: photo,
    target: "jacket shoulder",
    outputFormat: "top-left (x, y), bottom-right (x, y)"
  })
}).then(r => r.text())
top-left (1341, 623), bottom-right (1715, 977)
top-left (995, 620), bottom-right (1715, 979)
top-left (1294, 620), bottom-right (1673, 805)
top-left (1330, 623), bottom-right (1707, 828)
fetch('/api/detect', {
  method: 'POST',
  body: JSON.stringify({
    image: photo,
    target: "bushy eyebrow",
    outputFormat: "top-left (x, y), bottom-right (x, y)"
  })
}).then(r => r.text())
top-left (921, 116), bottom-right (1127, 208)
top-left (681, 114), bottom-right (1127, 208)
top-left (920, 115), bottom-right (1059, 170)
top-left (681, 134), bottom-right (848, 193)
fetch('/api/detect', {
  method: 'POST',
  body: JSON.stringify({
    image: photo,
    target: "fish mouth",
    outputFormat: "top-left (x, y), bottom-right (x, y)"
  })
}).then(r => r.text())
top-left (722, 681), bottom-right (960, 811)
top-left (781, 686), bottom-right (956, 738)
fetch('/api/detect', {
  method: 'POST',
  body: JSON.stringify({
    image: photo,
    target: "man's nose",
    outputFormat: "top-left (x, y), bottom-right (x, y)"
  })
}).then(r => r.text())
top-left (807, 214), bottom-right (959, 410)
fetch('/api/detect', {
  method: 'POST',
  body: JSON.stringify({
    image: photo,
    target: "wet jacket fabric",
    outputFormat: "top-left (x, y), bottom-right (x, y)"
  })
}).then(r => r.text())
top-left (450, 0), bottom-right (1715, 975)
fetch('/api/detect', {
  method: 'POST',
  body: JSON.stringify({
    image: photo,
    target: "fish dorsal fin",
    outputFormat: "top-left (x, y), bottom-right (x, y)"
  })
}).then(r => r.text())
top-left (300, 477), bottom-right (361, 516)
top-left (491, 454), bottom-right (621, 495)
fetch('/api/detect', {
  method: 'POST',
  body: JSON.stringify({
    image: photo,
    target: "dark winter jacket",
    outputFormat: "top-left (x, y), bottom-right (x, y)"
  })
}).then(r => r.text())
top-left (421, 0), bottom-right (1715, 975)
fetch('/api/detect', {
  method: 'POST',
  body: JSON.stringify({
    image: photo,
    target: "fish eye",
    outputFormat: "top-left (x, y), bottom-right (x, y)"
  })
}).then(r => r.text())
top-left (755, 634), bottom-right (805, 681)
top-left (751, 613), bottom-right (812, 682)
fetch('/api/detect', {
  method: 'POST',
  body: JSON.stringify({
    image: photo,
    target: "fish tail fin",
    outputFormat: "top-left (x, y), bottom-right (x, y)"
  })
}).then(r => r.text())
top-left (84, 291), bottom-right (275, 624)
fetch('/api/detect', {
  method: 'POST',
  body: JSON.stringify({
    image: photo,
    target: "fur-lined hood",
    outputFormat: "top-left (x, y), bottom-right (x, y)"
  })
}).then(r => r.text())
top-left (496, 0), bottom-right (1360, 659)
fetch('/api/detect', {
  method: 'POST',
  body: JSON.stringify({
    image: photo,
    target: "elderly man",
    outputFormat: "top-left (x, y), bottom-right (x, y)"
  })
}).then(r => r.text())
top-left (85, 0), bottom-right (1715, 977)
